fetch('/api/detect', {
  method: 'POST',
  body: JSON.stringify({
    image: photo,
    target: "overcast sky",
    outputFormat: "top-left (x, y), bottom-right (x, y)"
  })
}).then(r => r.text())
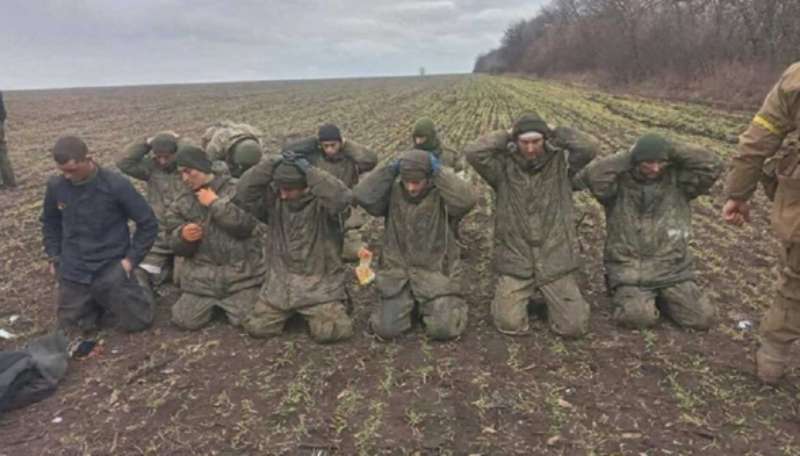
top-left (2, 1), bottom-right (545, 90)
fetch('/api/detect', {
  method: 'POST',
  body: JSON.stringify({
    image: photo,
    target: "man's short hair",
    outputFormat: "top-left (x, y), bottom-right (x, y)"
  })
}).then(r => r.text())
top-left (52, 136), bottom-right (89, 164)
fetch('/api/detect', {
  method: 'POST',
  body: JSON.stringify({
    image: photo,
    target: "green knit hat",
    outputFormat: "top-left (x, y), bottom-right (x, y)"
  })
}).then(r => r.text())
top-left (176, 144), bottom-right (212, 173)
top-left (273, 161), bottom-right (307, 189)
top-left (631, 133), bottom-right (671, 163)
top-left (232, 139), bottom-right (262, 168)
top-left (512, 112), bottom-right (550, 139)
top-left (399, 148), bottom-right (432, 181)
top-left (412, 118), bottom-right (440, 151)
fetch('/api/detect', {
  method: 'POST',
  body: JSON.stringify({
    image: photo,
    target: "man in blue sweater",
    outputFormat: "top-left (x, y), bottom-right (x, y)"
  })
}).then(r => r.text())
top-left (41, 136), bottom-right (158, 333)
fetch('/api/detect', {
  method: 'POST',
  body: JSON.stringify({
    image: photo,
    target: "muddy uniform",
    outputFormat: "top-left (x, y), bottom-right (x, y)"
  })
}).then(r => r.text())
top-left (465, 123), bottom-right (597, 338)
top-left (725, 62), bottom-right (800, 380)
top-left (578, 142), bottom-right (722, 329)
top-left (0, 91), bottom-right (17, 188)
top-left (41, 166), bottom-right (157, 332)
top-left (201, 121), bottom-right (263, 178)
top-left (162, 175), bottom-right (265, 330)
top-left (236, 157), bottom-right (354, 343)
top-left (116, 139), bottom-right (185, 286)
top-left (353, 154), bottom-right (478, 340)
top-left (285, 137), bottom-right (378, 259)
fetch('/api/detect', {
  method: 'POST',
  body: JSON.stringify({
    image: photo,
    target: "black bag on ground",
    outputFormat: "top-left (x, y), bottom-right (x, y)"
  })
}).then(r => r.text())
top-left (0, 332), bottom-right (69, 413)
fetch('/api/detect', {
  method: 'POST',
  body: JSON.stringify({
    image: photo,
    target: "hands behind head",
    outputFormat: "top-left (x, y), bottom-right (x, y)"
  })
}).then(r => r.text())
top-left (146, 130), bottom-right (180, 146)
top-left (428, 152), bottom-right (442, 175)
top-left (281, 150), bottom-right (311, 173)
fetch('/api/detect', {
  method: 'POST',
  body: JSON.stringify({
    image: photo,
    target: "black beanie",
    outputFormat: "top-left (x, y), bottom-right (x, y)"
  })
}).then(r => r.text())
top-left (512, 112), bottom-right (550, 139)
top-left (318, 123), bottom-right (342, 142)
top-left (176, 144), bottom-right (213, 173)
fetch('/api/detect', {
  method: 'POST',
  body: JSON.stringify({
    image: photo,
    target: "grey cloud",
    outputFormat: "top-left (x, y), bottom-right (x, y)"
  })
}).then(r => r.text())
top-left (1, 0), bottom-right (546, 89)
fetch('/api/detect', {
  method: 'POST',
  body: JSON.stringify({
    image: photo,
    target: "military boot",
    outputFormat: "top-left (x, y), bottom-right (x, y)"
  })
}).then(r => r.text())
top-left (756, 339), bottom-right (790, 385)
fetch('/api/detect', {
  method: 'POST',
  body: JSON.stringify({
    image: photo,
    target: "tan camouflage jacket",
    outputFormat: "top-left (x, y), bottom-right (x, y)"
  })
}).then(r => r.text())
top-left (725, 62), bottom-right (800, 241)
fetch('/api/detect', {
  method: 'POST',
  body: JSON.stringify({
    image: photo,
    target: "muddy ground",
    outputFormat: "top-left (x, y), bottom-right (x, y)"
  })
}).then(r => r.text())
top-left (0, 75), bottom-right (798, 455)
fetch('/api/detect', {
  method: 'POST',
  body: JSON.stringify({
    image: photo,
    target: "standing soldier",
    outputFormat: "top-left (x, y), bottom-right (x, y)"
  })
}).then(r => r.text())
top-left (201, 120), bottom-right (264, 178)
top-left (236, 152), bottom-right (354, 343)
top-left (0, 91), bottom-right (17, 189)
top-left (285, 123), bottom-right (378, 260)
top-left (465, 112), bottom-right (598, 338)
top-left (41, 136), bottom-right (157, 333)
top-left (161, 145), bottom-right (265, 330)
top-left (577, 134), bottom-right (722, 329)
top-left (353, 149), bottom-right (478, 340)
top-left (411, 117), bottom-right (465, 174)
top-left (116, 132), bottom-right (184, 297)
top-left (722, 62), bottom-right (800, 384)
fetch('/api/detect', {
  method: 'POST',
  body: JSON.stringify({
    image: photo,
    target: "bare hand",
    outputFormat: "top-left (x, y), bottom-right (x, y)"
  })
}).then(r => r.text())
top-left (120, 258), bottom-right (133, 277)
top-left (196, 187), bottom-right (219, 207)
top-left (48, 262), bottom-right (56, 277)
top-left (722, 199), bottom-right (750, 226)
top-left (181, 223), bottom-right (204, 242)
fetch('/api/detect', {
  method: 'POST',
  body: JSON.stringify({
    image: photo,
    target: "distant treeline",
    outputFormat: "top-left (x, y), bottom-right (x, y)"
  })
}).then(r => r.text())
top-left (474, 0), bottom-right (800, 103)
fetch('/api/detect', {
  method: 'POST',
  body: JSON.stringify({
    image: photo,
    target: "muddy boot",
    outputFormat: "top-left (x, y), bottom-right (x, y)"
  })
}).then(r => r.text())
top-left (756, 340), bottom-right (790, 385)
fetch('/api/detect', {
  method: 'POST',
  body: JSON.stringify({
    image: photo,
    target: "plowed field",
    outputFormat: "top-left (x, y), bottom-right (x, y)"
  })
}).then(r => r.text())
top-left (1, 75), bottom-right (797, 455)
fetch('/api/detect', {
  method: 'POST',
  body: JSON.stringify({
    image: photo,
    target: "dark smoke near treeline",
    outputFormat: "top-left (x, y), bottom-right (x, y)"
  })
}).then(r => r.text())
top-left (474, 0), bottom-right (800, 106)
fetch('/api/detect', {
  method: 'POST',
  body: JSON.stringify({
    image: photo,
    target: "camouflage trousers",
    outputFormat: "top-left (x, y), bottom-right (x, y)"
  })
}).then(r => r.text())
top-left (342, 208), bottom-right (368, 262)
top-left (0, 123), bottom-right (16, 188)
top-left (243, 298), bottom-right (353, 343)
top-left (492, 273), bottom-right (589, 338)
top-left (172, 287), bottom-right (258, 331)
top-left (370, 283), bottom-right (467, 341)
top-left (57, 260), bottom-right (154, 333)
top-left (612, 281), bottom-right (715, 330)
top-left (138, 236), bottom-right (174, 284)
top-left (760, 242), bottom-right (800, 349)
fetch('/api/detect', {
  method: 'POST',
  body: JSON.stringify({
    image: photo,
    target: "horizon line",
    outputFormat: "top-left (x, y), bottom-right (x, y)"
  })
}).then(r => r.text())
top-left (3, 71), bottom-right (473, 93)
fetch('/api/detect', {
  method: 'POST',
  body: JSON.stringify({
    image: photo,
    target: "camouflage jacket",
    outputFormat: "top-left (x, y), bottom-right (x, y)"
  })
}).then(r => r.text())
top-left (201, 120), bottom-right (263, 161)
top-left (725, 62), bottom-right (800, 241)
top-left (116, 140), bottom-right (184, 221)
top-left (465, 128), bottom-right (597, 284)
top-left (577, 144), bottom-right (722, 289)
top-left (162, 175), bottom-right (265, 297)
top-left (353, 162), bottom-right (478, 300)
top-left (235, 157), bottom-right (352, 310)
